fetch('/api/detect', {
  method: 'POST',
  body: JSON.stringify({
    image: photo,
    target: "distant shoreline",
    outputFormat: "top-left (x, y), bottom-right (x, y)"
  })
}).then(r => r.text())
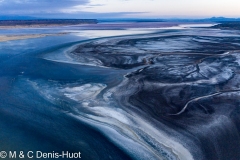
top-left (0, 19), bottom-right (98, 28)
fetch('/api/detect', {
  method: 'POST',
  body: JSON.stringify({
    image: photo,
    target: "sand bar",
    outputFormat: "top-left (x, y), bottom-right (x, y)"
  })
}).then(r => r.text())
top-left (0, 32), bottom-right (68, 42)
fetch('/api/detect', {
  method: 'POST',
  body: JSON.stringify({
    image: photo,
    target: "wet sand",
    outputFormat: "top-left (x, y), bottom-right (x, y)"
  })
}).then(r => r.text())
top-left (0, 32), bottom-right (68, 42)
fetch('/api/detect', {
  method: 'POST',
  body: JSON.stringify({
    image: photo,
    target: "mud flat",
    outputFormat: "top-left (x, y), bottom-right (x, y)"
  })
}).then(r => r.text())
top-left (211, 21), bottom-right (240, 30)
top-left (68, 29), bottom-right (240, 159)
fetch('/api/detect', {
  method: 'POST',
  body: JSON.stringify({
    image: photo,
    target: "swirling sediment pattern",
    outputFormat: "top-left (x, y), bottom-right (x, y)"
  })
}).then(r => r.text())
top-left (67, 30), bottom-right (240, 159)
top-left (1, 28), bottom-right (240, 160)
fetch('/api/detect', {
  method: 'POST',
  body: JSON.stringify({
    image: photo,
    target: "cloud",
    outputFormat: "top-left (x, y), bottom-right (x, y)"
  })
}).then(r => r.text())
top-left (32, 11), bottom-right (147, 19)
top-left (0, 0), bottom-right (148, 19)
top-left (0, 0), bottom-right (89, 14)
top-left (0, 0), bottom-right (239, 18)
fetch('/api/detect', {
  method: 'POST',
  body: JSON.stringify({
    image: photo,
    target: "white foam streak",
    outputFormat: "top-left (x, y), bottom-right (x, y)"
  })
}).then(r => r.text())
top-left (62, 84), bottom-right (106, 101)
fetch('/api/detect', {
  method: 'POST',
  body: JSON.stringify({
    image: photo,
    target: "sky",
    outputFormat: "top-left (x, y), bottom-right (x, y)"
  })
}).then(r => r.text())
top-left (0, 0), bottom-right (239, 19)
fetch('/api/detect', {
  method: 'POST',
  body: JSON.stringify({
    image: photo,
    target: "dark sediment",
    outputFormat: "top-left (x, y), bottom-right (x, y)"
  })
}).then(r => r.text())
top-left (211, 21), bottom-right (240, 30)
top-left (70, 29), bottom-right (240, 159)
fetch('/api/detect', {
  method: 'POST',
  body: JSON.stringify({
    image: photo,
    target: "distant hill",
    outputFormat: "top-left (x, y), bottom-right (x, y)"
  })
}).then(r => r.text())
top-left (207, 17), bottom-right (240, 22)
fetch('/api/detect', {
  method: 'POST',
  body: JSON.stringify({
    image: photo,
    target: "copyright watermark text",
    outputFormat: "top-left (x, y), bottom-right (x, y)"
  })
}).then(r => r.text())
top-left (0, 151), bottom-right (81, 159)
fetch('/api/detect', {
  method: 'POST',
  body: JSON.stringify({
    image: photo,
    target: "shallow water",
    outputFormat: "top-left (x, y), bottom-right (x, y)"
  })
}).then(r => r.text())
top-left (1, 23), bottom-right (240, 160)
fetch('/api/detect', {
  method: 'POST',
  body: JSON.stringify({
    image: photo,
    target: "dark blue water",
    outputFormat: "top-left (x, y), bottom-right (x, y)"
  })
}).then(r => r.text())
top-left (0, 30), bottom-right (134, 160)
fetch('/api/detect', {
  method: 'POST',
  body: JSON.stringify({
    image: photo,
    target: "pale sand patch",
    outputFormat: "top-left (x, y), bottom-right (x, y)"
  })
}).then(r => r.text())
top-left (0, 32), bottom-right (68, 42)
